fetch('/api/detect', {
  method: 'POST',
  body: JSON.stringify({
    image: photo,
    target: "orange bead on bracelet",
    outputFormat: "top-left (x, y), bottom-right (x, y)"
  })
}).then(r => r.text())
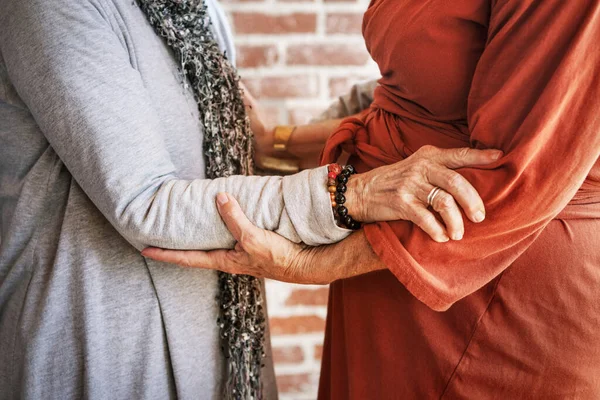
top-left (327, 165), bottom-right (343, 217)
top-left (328, 163), bottom-right (342, 175)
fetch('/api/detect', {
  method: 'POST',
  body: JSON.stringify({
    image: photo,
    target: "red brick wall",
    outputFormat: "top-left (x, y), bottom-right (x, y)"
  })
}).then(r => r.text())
top-left (222, 0), bottom-right (377, 397)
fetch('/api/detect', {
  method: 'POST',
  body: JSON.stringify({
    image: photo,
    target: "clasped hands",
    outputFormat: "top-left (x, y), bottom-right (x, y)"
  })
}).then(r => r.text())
top-left (142, 146), bottom-right (502, 283)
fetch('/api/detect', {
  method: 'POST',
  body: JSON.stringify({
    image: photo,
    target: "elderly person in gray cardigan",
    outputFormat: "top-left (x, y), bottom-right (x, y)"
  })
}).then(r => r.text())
top-left (0, 0), bottom-right (500, 398)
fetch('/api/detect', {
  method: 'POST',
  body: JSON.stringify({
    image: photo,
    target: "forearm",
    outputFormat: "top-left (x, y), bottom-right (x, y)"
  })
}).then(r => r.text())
top-left (295, 80), bottom-right (380, 153)
top-left (285, 119), bottom-right (344, 160)
top-left (252, 80), bottom-right (377, 170)
top-left (121, 166), bottom-right (350, 251)
top-left (295, 230), bottom-right (386, 284)
top-left (261, 119), bottom-right (347, 171)
top-left (283, 80), bottom-right (380, 165)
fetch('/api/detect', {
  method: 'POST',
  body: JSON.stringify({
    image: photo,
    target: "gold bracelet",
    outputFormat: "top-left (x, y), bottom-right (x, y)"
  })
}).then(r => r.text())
top-left (273, 125), bottom-right (296, 152)
top-left (254, 155), bottom-right (300, 174)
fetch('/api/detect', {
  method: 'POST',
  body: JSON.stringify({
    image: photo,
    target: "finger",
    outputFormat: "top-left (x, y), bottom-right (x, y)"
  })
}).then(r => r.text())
top-left (216, 193), bottom-right (262, 246)
top-left (433, 147), bottom-right (503, 169)
top-left (428, 189), bottom-right (464, 240)
top-left (141, 247), bottom-right (223, 269)
top-left (409, 204), bottom-right (449, 243)
top-left (427, 166), bottom-right (486, 223)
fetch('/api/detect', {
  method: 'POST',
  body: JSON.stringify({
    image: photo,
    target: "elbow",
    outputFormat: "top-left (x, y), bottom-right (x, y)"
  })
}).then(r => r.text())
top-left (112, 191), bottom-right (177, 251)
top-left (117, 203), bottom-right (188, 250)
top-left (100, 178), bottom-right (195, 251)
top-left (112, 218), bottom-right (167, 252)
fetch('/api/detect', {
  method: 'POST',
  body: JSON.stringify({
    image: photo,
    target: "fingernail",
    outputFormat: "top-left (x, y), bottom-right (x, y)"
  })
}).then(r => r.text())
top-left (439, 235), bottom-right (450, 243)
top-left (216, 193), bottom-right (229, 206)
top-left (452, 231), bottom-right (463, 241)
top-left (474, 210), bottom-right (485, 223)
top-left (492, 151), bottom-right (503, 160)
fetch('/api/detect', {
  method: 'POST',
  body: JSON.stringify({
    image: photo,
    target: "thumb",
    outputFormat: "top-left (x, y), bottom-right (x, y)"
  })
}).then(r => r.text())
top-left (437, 147), bottom-right (503, 169)
top-left (215, 193), bottom-right (260, 243)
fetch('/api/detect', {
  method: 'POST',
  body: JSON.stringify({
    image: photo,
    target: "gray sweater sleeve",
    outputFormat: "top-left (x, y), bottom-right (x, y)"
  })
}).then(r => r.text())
top-left (312, 79), bottom-right (379, 122)
top-left (0, 0), bottom-right (349, 251)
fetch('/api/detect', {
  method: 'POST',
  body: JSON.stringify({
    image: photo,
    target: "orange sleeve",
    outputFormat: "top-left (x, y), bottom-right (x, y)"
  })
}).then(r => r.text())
top-left (364, 0), bottom-right (600, 311)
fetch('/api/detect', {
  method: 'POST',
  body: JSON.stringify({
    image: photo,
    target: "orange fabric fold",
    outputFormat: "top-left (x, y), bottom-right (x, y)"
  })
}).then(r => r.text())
top-left (320, 0), bottom-right (600, 312)
top-left (320, 111), bottom-right (401, 171)
top-left (318, 1), bottom-right (600, 398)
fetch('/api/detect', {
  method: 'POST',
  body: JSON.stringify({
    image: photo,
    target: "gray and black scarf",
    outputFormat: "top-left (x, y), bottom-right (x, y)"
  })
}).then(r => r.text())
top-left (136, 1), bottom-right (265, 398)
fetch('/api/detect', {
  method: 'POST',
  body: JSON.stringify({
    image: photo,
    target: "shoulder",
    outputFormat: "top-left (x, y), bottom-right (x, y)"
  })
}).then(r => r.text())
top-left (0, 0), bottom-right (110, 32)
top-left (0, 0), bottom-right (120, 55)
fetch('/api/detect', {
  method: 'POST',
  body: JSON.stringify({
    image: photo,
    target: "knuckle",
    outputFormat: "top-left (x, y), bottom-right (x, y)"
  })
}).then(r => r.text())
top-left (445, 172), bottom-right (463, 191)
top-left (398, 192), bottom-right (413, 205)
top-left (224, 207), bottom-right (238, 221)
top-left (418, 145), bottom-right (436, 156)
top-left (436, 193), bottom-right (455, 209)
top-left (178, 254), bottom-right (192, 268)
top-left (455, 147), bottom-right (471, 161)
top-left (408, 159), bottom-right (429, 176)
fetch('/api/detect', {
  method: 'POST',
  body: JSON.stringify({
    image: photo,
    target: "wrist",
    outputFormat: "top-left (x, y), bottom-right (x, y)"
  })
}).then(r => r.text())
top-left (289, 245), bottom-right (333, 285)
top-left (345, 173), bottom-right (366, 222)
top-left (326, 164), bottom-right (362, 229)
top-left (273, 125), bottom-right (297, 153)
top-left (264, 125), bottom-right (276, 154)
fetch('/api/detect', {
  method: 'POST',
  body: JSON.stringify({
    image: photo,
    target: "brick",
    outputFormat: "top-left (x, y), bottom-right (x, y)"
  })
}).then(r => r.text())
top-left (232, 12), bottom-right (317, 34)
top-left (277, 373), bottom-right (312, 394)
top-left (236, 45), bottom-right (279, 68)
top-left (326, 13), bottom-right (364, 34)
top-left (287, 44), bottom-right (370, 66)
top-left (269, 315), bottom-right (326, 335)
top-left (242, 75), bottom-right (317, 99)
top-left (272, 346), bottom-right (304, 364)
top-left (314, 344), bottom-right (323, 361)
top-left (285, 287), bottom-right (329, 306)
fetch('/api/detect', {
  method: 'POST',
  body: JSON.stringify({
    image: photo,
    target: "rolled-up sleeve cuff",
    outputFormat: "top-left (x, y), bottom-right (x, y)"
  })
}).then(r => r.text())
top-left (281, 166), bottom-right (351, 246)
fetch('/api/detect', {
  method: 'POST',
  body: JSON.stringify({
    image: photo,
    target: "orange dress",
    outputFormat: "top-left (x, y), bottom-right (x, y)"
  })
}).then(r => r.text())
top-left (319, 0), bottom-right (600, 398)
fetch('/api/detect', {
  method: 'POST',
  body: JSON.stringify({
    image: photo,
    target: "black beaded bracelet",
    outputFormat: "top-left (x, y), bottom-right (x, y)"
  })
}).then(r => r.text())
top-left (333, 165), bottom-right (361, 230)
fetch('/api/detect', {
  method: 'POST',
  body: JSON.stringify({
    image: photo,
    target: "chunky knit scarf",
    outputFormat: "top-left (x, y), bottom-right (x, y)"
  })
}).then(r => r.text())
top-left (136, 1), bottom-right (265, 398)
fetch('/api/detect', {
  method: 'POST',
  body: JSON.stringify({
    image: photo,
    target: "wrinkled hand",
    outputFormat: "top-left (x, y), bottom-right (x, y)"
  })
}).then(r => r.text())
top-left (346, 145), bottom-right (503, 243)
top-left (142, 193), bottom-right (329, 284)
